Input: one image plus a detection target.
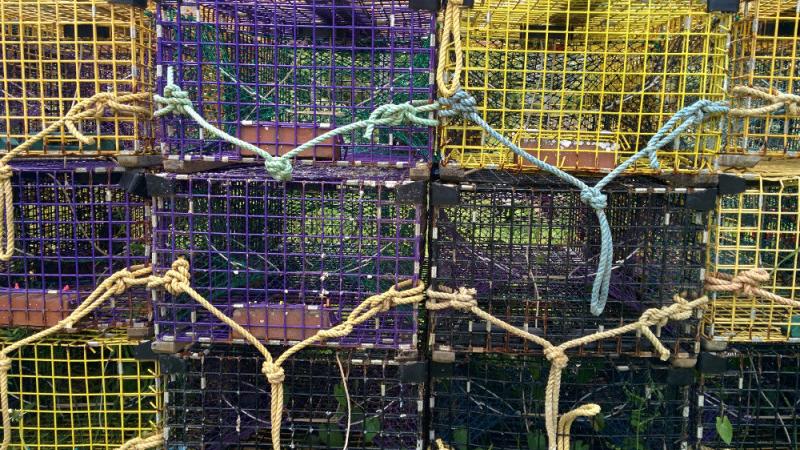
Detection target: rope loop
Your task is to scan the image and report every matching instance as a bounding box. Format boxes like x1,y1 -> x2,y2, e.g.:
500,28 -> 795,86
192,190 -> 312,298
262,361 -> 286,385
579,187 -> 607,210
161,258 -> 191,296
730,85 -> 800,116
438,89 -> 478,119
425,286 -> 478,311
543,347 -> 568,369
437,0 -> 465,97
363,102 -> 438,139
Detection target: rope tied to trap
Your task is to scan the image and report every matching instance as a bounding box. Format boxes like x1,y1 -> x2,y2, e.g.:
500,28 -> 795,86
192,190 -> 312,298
729,85 -> 800,117
437,0 -> 465,97
116,434 -> 164,450
426,285 -> 708,450
155,67 -> 439,182
705,268 -> 800,308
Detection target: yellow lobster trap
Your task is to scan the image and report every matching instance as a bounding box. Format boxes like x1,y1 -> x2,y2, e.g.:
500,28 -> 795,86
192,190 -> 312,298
704,174 -> 800,343
0,331 -> 161,449
438,0 -> 731,173
728,0 -> 800,157
0,0 -> 154,156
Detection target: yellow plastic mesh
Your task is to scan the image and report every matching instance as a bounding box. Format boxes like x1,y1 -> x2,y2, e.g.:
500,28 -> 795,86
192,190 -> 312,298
728,0 -> 800,156
0,331 -> 161,449
0,0 -> 154,156
439,0 -> 730,173
704,175 -> 800,342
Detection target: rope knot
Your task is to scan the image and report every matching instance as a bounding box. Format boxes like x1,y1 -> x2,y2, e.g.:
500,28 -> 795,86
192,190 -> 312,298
0,356 -> 11,371
580,187 -> 607,210
543,347 -> 568,369
162,258 -> 191,296
425,286 -> 478,311
730,269 -> 771,296
0,165 -> 12,180
262,361 -> 285,385
438,89 -> 478,119
264,157 -> 294,181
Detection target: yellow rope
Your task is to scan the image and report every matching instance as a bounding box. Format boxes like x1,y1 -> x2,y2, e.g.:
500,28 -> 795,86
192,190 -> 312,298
0,91 -> 152,262
426,286 -> 708,449
705,268 -> 800,308
436,0 -> 464,97
116,433 -> 164,450
728,85 -> 800,117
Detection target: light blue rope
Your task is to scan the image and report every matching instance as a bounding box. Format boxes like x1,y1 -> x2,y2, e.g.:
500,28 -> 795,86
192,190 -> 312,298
439,90 -> 730,315
154,67 -> 440,181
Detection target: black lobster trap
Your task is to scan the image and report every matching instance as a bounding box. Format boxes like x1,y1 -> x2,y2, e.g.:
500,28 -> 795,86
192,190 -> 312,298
163,345 -> 424,449
696,346 -> 800,449
428,170 -> 713,357
430,353 -> 694,450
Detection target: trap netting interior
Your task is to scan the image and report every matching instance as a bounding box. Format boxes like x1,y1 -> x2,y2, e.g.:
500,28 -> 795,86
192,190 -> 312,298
431,353 -> 693,450
704,175 -> 800,343
152,165 -> 424,349
164,345 -> 422,449
438,0 -> 729,172
0,0 -> 154,155
0,160 -> 150,330
728,0 -> 800,156
0,331 -> 161,450
429,170 -> 708,356
697,346 -> 800,449
156,0 -> 435,163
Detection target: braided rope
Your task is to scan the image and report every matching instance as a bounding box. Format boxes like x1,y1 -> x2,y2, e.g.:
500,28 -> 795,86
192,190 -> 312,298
426,286 -> 708,450
436,0 -> 464,97
0,259 -> 424,450
154,67 -> 439,181
0,92 -> 151,262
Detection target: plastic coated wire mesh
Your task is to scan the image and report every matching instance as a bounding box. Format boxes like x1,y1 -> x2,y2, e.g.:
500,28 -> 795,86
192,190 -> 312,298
696,346 -> 800,449
728,0 -> 800,156
152,165 -> 424,349
0,0 -> 154,156
155,1 -> 435,163
164,345 -> 422,450
704,175 -> 800,343
438,0 -> 730,173
0,160 -> 150,330
431,353 -> 693,450
0,331 -> 161,450
429,170 -> 708,357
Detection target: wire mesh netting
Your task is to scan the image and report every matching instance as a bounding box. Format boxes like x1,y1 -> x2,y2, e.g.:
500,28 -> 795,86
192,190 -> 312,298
0,331 -> 161,449
0,0 -> 154,155
704,175 -> 800,343
152,165 -> 424,349
165,345 -> 422,449
429,170 -> 708,356
438,0 -> 729,172
728,0 -> 800,156
697,346 -> 800,449
431,353 -> 693,450
155,1 -> 435,163
0,160 -> 150,330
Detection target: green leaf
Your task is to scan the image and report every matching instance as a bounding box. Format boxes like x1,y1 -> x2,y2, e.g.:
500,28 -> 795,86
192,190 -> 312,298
333,383 -> 347,410
591,413 -> 605,432
317,423 -> 345,447
526,430 -> 547,450
364,416 -> 380,444
454,426 -> 469,450
716,415 -> 734,445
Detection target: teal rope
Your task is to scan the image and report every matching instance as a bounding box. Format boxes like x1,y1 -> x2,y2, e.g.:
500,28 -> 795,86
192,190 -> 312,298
154,67 -> 440,181
439,90 -> 730,315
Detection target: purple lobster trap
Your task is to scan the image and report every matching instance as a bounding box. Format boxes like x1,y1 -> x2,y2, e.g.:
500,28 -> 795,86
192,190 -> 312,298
696,346 -> 800,449
155,1 -> 436,164
164,345 -> 423,449
151,165 -> 425,349
428,170 -> 712,358
0,160 -> 150,331
431,353 -> 694,450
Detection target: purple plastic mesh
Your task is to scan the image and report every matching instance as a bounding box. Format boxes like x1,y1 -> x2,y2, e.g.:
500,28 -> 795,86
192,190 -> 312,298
152,165 -> 424,349
0,160 -> 150,329
156,1 -> 436,163
166,346 -> 422,449
429,170 -> 707,357
698,347 -> 800,449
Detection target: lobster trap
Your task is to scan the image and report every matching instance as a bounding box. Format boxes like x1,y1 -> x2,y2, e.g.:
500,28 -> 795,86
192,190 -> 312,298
0,0 -> 154,155
0,160 -> 150,331
0,331 -> 161,449
428,171 -> 710,357
164,345 -> 422,449
704,175 -> 800,343
696,346 -> 800,449
431,353 -> 694,450
151,165 -> 425,349
728,0 -> 800,156
438,0 -> 730,172
156,1 -> 435,163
